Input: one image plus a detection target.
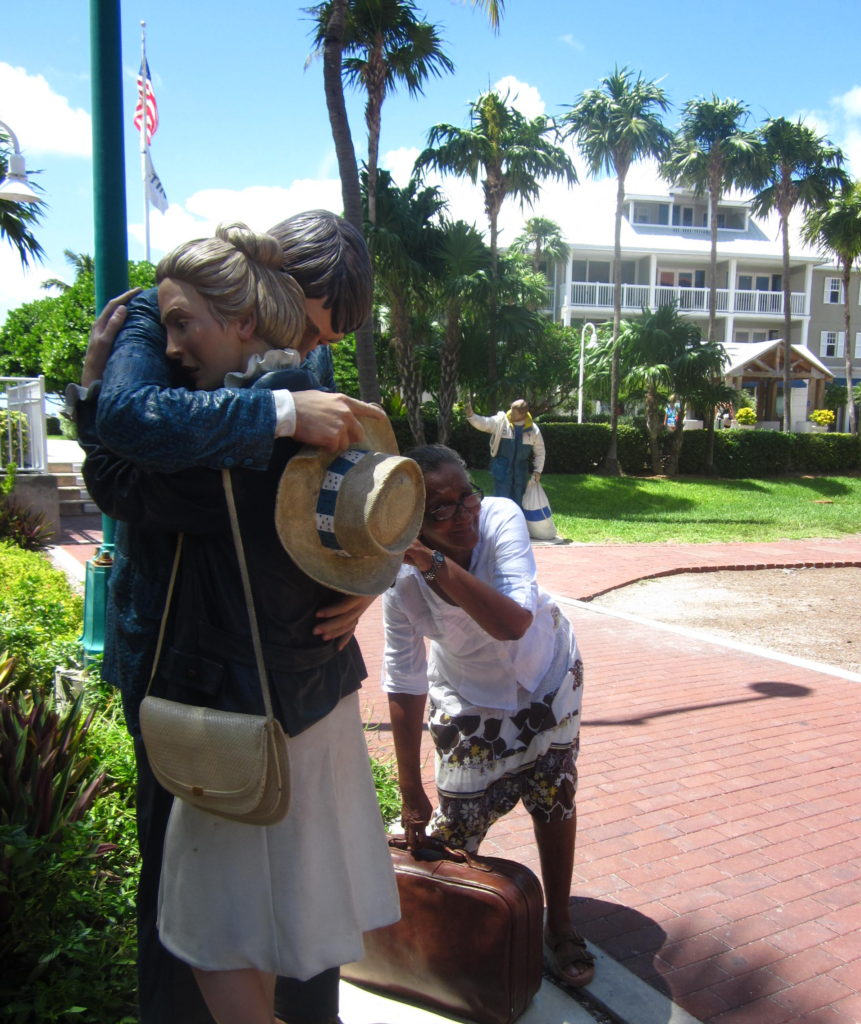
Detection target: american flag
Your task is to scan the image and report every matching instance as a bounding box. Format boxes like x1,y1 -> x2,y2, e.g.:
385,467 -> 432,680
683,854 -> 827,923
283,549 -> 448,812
134,58 -> 159,146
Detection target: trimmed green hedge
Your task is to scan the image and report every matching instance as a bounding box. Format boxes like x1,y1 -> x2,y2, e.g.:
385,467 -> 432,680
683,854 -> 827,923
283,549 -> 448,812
390,416 -> 861,478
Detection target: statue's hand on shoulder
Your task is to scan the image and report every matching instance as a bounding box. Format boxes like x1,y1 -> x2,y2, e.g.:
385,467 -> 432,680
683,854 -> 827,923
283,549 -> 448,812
292,391 -> 385,452
81,287 -> 142,387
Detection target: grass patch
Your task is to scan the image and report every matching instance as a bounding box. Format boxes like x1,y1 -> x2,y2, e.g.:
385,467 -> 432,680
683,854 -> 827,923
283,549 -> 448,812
471,471 -> 861,544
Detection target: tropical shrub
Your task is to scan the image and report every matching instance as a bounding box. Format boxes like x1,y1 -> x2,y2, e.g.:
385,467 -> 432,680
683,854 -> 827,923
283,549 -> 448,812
0,661 -> 138,1024
734,406 -> 757,425
0,466 -> 53,551
0,543 -> 83,685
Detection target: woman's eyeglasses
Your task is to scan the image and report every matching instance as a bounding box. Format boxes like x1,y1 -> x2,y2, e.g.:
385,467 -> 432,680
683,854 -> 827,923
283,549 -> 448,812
427,488 -> 484,522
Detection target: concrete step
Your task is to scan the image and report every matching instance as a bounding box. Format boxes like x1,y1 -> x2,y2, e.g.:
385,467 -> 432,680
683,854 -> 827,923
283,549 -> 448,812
50,458 -> 94,518
59,498 -> 100,517
49,460 -> 83,475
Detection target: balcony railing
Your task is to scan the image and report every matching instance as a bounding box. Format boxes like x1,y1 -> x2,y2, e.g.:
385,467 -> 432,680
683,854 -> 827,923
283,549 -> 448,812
565,282 -> 806,317
0,376 -> 48,473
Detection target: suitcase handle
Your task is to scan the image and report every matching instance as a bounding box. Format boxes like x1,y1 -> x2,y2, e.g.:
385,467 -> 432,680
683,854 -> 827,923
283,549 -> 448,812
388,835 -> 492,872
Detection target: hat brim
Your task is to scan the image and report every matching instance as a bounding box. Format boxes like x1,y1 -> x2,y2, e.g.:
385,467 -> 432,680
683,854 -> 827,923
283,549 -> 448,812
275,412 -> 422,596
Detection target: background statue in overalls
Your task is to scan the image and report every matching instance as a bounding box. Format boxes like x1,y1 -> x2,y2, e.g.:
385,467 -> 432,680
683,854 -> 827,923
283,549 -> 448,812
465,398 -> 546,507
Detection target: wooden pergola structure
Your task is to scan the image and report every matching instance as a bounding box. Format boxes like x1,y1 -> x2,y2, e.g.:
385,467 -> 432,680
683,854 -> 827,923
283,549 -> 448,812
721,341 -> 833,425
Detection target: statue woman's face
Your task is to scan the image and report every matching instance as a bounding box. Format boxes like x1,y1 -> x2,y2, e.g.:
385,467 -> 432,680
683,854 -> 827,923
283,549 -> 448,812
158,278 -> 264,390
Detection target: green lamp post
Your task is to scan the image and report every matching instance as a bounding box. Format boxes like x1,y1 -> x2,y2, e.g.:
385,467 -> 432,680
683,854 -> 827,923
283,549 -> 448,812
81,0 -> 128,659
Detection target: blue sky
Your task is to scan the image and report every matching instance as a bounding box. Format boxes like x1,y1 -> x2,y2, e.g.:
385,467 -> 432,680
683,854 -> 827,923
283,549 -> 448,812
3,0 -> 861,324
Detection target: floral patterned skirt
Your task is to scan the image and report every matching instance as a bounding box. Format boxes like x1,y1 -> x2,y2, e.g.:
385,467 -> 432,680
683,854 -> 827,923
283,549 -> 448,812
429,659 -> 583,801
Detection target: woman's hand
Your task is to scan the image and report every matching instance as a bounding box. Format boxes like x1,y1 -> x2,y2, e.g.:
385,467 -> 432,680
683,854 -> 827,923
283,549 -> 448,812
402,538 -> 435,575
82,288 -> 142,387
399,783 -> 433,849
533,471 -> 541,482
313,593 -> 376,649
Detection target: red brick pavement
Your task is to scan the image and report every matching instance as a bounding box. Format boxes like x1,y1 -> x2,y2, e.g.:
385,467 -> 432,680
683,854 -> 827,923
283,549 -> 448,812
355,536 -> 861,1024
60,520 -> 861,1024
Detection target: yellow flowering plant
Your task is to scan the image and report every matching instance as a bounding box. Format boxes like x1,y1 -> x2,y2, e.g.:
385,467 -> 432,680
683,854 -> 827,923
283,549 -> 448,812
809,409 -> 835,427
734,407 -> 757,425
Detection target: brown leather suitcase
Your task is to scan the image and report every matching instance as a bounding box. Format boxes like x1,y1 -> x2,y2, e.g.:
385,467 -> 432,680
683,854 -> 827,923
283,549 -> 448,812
342,837 -> 544,1024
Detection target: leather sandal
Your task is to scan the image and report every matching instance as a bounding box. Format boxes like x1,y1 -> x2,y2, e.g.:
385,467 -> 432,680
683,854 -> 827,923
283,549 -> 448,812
543,928 -> 596,989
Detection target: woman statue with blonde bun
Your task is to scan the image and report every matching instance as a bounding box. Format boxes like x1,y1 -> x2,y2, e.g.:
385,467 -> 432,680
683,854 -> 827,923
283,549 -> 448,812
79,223 -> 400,1024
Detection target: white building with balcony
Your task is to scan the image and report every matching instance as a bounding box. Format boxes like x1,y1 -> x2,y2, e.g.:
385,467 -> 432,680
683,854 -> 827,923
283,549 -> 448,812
542,179 -> 853,425
553,185 -> 816,347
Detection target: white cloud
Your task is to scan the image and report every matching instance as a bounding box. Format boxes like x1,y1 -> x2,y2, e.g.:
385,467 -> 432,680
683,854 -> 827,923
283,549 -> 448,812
835,86 -> 861,119
384,146 -> 422,188
493,76 -> 545,119
0,63 -> 91,158
0,246 -> 61,326
128,179 -> 344,261
792,107 -> 833,138
559,34 -> 584,51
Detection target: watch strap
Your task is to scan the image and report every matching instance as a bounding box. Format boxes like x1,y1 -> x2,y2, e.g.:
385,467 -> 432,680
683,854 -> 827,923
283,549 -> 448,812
422,550 -> 444,583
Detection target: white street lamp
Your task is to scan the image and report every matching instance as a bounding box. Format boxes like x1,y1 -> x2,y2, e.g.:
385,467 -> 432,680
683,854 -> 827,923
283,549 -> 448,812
579,322 -> 597,424
0,120 -> 40,204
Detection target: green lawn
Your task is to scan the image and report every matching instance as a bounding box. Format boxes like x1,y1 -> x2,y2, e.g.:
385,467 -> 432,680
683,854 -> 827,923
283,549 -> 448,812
471,471 -> 861,544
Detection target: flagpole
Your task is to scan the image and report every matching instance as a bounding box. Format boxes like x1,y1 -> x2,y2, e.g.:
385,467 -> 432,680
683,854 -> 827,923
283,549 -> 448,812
139,20 -> 150,263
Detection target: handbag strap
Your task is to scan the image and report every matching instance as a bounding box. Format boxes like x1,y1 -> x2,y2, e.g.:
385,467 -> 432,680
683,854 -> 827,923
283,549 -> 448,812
145,532 -> 185,696
221,468 -> 274,719
144,470 -> 275,720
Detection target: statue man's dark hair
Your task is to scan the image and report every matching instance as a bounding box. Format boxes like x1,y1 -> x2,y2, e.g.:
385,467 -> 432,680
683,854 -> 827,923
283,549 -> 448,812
268,210 -> 372,336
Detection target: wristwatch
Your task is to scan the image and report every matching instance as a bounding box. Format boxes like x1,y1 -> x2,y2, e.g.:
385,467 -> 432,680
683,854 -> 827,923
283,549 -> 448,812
422,550 -> 445,583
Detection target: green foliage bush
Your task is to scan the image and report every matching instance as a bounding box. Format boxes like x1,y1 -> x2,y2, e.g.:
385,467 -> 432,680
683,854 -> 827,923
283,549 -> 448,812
0,410 -> 30,465
790,432 -> 860,473
391,414 -> 861,480
1,676 -> 138,1024
0,543 -> 83,684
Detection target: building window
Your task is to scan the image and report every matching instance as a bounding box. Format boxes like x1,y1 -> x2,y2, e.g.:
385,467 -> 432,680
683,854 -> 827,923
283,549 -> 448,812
855,333 -> 861,360
716,208 -> 745,230
820,331 -> 845,357
672,205 -> 694,227
824,277 -> 843,304
632,202 -> 669,225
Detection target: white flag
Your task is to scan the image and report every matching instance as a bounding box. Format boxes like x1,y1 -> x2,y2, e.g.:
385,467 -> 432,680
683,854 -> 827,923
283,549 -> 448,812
145,152 -> 168,213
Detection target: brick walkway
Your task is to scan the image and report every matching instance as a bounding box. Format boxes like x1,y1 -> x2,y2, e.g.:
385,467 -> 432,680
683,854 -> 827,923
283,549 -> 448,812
57,524 -> 861,1023
356,537 -> 861,1024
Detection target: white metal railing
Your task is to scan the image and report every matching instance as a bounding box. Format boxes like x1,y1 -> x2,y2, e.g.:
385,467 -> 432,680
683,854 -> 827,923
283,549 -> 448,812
0,376 -> 48,472
733,289 -> 805,316
567,282 -> 807,318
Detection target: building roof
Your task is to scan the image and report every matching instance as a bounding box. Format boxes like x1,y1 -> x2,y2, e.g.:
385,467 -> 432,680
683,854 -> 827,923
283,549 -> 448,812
722,340 -> 833,380
541,162 -> 826,266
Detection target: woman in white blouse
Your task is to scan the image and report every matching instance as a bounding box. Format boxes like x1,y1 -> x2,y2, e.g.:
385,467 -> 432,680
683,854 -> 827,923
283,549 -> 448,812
382,444 -> 593,989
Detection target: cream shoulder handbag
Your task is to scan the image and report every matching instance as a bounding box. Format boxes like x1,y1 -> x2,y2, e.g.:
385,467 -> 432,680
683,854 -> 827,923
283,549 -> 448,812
139,470 -> 290,825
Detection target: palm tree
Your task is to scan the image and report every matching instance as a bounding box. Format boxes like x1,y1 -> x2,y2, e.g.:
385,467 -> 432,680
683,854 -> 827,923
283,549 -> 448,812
415,90 -> 577,389
663,96 -> 764,344
510,215 -> 568,275
312,0 -> 382,402
0,130 -> 45,269
561,67 -> 672,474
469,0 -> 504,29
41,250 -> 95,292
308,1 -> 453,226
750,117 -> 847,431
432,219 -> 490,443
368,169 -> 447,444
803,180 -> 861,434
617,304 -> 700,474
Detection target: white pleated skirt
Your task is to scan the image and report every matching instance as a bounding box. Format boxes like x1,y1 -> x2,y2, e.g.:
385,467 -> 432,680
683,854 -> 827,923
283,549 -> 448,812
157,691 -> 400,980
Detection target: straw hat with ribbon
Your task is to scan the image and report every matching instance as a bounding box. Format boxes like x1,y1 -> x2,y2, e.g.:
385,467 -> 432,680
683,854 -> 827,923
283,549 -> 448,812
275,413 -> 425,596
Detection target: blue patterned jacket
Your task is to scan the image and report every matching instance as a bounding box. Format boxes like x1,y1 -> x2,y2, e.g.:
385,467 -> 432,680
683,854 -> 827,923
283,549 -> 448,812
77,289 -> 280,735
